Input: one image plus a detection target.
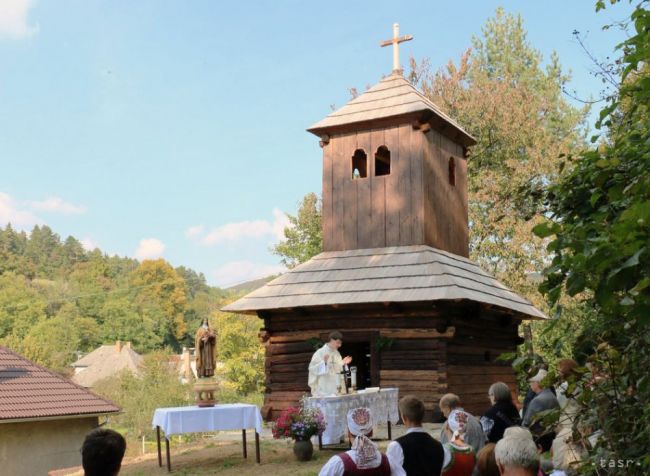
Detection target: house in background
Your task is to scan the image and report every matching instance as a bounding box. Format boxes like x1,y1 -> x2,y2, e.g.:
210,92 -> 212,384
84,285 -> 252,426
0,346 -> 120,475
169,347 -> 197,384
71,340 -> 142,388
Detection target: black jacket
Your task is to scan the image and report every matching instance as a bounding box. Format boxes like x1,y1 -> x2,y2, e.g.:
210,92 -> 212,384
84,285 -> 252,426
480,401 -> 521,443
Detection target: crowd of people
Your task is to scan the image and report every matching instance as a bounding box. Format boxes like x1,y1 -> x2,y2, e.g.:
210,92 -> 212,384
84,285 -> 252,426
78,358 -> 581,476
318,359 -> 581,476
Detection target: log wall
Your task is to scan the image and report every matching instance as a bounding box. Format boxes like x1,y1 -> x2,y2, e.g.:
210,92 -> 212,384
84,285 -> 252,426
258,303 -> 520,422
446,313 -> 521,416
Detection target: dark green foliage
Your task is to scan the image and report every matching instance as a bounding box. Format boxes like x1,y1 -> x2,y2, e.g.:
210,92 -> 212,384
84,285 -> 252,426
272,193 -> 323,268
0,224 -> 226,370
534,2 -> 650,473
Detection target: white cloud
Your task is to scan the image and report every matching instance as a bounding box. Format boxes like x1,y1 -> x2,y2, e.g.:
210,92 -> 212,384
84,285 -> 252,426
134,238 -> 165,260
212,260 -> 286,287
0,192 -> 42,229
80,237 -> 98,252
185,224 -> 204,238
199,208 -> 291,246
0,0 -> 39,39
29,196 -> 87,215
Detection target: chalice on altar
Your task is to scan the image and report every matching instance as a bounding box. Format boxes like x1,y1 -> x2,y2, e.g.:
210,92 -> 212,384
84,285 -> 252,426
350,366 -> 357,393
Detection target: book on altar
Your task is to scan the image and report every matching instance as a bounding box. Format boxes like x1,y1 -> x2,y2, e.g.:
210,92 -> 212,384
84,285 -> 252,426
361,387 -> 380,393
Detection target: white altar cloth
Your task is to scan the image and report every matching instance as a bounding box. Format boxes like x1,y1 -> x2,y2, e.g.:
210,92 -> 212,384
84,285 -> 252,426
305,388 -> 399,444
152,404 -> 263,436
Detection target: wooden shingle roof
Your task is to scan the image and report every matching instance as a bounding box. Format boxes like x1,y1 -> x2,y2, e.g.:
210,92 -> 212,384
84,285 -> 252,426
307,73 -> 476,147
0,346 -> 120,422
222,245 -> 546,319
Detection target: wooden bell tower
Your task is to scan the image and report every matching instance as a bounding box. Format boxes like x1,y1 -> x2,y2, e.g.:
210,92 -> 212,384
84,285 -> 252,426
307,25 -> 476,257
224,24 -> 545,422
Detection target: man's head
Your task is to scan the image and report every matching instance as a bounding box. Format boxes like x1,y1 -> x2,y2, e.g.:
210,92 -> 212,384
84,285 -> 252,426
398,395 -> 425,426
439,393 -> 461,417
81,428 -> 126,476
327,331 -> 343,349
495,436 -> 539,476
528,369 -> 548,394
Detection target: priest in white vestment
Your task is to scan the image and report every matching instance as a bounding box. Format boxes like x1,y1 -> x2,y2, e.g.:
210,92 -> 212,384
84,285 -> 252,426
308,331 -> 352,397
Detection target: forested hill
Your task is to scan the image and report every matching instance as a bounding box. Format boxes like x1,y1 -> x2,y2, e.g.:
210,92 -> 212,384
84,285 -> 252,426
0,224 -> 228,373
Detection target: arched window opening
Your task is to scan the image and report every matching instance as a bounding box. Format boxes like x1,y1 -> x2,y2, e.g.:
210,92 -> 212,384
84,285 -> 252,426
375,146 -> 391,176
352,149 -> 368,179
448,157 -> 456,186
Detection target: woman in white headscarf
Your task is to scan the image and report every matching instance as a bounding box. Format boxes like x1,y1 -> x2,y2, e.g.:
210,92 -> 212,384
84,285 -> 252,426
442,409 -> 477,476
319,407 -> 397,476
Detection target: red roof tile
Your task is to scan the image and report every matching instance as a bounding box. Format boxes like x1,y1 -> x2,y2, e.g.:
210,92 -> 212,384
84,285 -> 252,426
0,346 -> 120,421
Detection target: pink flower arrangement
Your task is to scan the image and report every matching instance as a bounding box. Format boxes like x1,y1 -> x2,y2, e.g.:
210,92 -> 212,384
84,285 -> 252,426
272,405 -> 326,441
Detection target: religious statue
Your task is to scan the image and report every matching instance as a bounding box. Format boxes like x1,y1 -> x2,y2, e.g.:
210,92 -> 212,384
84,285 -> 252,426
195,318 -> 216,378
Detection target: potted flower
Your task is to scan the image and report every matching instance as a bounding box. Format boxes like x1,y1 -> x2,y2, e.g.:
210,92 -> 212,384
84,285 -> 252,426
272,404 -> 326,461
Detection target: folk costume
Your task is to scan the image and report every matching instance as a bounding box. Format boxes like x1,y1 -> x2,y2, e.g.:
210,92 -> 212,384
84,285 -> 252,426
387,427 -> 444,476
439,408 -> 485,454
441,410 -> 477,476
319,408 -> 393,476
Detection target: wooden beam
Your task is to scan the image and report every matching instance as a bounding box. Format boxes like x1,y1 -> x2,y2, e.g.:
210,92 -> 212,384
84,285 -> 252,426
379,327 -> 455,339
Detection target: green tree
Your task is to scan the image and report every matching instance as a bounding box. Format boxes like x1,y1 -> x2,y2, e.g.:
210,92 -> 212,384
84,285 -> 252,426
272,192 -> 323,268
533,2 -> 650,473
0,225 -> 30,275
415,7 -> 588,310
0,272 -> 47,340
130,259 -> 188,347
99,297 -> 161,352
213,308 -> 264,395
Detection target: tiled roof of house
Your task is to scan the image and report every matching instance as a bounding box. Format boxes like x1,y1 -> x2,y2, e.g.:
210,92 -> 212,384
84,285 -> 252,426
0,346 -> 120,422
71,342 -> 142,388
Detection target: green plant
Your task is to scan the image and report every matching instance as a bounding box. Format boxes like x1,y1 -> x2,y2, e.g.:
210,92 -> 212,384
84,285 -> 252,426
375,336 -> 395,351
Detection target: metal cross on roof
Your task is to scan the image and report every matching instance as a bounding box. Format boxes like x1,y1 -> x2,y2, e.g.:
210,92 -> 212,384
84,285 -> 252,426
380,23 -> 413,75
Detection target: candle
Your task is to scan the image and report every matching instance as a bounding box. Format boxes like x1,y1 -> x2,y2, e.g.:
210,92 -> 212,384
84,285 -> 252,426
350,366 -> 357,387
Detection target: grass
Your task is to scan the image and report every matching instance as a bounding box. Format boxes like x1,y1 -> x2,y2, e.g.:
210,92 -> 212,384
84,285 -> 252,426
118,438 -> 333,476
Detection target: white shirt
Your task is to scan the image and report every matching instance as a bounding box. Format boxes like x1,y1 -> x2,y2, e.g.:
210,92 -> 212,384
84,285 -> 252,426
308,344 -> 344,396
318,448 -> 393,476
387,427 -> 447,476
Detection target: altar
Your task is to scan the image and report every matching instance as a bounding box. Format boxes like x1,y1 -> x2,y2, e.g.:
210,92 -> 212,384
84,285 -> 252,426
305,388 -> 399,446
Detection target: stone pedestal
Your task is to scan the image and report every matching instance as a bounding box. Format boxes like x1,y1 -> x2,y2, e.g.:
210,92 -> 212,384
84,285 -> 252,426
194,378 -> 218,407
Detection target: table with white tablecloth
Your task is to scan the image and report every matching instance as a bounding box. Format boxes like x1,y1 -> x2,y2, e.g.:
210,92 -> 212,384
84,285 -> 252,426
305,388 -> 399,445
152,404 -> 263,471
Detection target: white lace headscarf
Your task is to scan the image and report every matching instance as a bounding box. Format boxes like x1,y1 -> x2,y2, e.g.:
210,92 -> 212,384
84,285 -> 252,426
447,409 -> 469,441
347,407 -> 379,469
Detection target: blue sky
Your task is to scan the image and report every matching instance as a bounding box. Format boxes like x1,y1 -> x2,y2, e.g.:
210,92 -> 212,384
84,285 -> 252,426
0,0 -> 634,286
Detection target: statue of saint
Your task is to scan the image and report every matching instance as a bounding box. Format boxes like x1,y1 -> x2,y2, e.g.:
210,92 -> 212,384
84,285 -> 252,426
195,318 -> 216,378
